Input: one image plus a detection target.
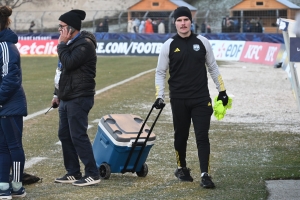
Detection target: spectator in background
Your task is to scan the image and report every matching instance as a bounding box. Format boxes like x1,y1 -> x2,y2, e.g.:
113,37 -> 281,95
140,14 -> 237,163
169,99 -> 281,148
133,18 -> 140,33
253,17 -> 263,33
191,21 -> 195,32
0,5 -> 27,199
201,21 -> 211,33
145,18 -> 154,33
102,16 -> 109,32
29,20 -> 35,33
206,24 -> 211,33
225,17 -> 234,32
96,17 -> 109,33
95,22 -> 103,32
158,19 -> 165,34
194,22 -> 199,33
243,20 -> 251,32
127,18 -> 134,33
233,17 -> 240,32
152,19 -> 158,33
201,21 -> 207,33
139,20 -> 145,33
253,21 -> 263,33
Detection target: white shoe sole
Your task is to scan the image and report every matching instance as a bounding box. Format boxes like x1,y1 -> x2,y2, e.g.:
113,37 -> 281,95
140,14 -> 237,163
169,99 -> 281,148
0,196 -> 12,200
12,191 -> 27,198
54,179 -> 77,183
72,179 -> 100,186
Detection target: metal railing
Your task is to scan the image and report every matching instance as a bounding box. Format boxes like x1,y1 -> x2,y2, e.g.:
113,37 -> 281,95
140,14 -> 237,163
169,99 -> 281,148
11,9 -> 282,34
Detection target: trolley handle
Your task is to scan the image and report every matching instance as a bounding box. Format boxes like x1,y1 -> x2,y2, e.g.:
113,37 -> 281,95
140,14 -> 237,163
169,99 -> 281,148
121,105 -> 164,173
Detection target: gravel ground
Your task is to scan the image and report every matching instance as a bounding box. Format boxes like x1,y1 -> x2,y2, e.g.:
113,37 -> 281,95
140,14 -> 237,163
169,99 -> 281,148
208,61 -> 300,132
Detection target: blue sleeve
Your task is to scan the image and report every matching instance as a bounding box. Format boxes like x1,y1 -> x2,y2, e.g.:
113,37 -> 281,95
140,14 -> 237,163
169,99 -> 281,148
0,42 -> 21,104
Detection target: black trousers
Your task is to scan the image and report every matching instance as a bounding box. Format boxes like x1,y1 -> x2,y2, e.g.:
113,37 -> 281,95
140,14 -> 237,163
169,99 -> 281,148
170,98 -> 213,173
58,96 -> 99,177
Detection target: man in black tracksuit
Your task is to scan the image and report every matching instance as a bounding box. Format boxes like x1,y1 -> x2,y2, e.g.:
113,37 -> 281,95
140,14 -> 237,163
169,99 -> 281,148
153,6 -> 228,188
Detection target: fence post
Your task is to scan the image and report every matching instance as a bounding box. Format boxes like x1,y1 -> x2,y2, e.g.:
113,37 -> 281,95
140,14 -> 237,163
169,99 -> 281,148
92,11 -> 99,33
118,11 -> 125,33
14,11 -> 19,32
41,11 -> 46,33
168,11 -> 174,33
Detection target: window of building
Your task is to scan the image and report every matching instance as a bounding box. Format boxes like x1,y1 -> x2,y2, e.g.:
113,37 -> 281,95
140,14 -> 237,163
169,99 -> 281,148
152,2 -> 159,6
256,2 -> 264,6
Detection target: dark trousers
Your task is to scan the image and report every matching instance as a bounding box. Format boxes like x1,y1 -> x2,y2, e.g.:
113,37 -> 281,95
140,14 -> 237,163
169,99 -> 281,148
170,98 -> 213,173
58,96 -> 99,177
0,116 -> 25,182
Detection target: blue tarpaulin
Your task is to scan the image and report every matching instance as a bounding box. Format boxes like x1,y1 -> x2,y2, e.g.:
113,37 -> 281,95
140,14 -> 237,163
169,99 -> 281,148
17,32 -> 284,43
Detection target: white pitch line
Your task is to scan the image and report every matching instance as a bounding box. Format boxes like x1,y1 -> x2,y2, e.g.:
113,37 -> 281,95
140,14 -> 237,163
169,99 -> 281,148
95,68 -> 155,95
25,157 -> 47,169
23,68 -> 155,121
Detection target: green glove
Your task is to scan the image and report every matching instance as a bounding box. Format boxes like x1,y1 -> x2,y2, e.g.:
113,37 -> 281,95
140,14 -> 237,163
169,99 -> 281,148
213,96 -> 232,120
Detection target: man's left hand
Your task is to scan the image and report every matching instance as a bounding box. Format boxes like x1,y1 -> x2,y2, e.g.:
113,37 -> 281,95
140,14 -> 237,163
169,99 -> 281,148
58,26 -> 72,44
217,90 -> 228,106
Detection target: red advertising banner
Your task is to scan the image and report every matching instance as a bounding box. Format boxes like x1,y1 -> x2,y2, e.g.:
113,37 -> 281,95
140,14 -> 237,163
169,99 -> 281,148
240,42 -> 281,65
16,40 -> 58,56
15,39 -> 281,66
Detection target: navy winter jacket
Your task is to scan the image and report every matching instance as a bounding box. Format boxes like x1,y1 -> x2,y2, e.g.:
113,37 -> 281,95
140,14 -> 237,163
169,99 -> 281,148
56,31 -> 96,101
0,28 -> 27,116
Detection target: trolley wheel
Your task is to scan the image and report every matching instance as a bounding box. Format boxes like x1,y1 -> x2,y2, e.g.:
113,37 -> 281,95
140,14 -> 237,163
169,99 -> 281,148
136,163 -> 148,177
99,163 -> 111,179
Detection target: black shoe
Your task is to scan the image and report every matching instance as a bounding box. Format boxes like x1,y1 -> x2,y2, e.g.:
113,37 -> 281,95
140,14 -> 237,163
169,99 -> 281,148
274,62 -> 282,68
72,176 -> 100,186
11,186 -> 26,198
55,173 -> 82,183
174,167 -> 193,182
200,173 -> 215,188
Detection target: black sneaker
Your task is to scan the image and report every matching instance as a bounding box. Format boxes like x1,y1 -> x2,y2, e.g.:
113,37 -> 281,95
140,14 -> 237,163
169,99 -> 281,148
0,188 -> 11,200
200,173 -> 215,188
72,176 -> 100,186
11,186 -> 26,198
174,167 -> 193,182
54,173 -> 82,183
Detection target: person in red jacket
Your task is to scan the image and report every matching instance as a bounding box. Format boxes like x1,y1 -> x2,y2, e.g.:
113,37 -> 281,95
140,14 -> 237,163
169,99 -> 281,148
144,18 -> 154,33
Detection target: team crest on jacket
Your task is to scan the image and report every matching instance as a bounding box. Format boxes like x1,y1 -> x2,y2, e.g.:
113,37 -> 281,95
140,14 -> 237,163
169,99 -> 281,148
193,44 -> 200,51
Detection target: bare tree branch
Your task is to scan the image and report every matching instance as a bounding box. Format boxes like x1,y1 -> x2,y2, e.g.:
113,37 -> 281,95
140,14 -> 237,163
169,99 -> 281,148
0,0 -> 46,9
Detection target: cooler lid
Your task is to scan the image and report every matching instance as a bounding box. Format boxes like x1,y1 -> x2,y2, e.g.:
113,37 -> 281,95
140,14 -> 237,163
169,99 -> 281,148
100,114 -> 156,143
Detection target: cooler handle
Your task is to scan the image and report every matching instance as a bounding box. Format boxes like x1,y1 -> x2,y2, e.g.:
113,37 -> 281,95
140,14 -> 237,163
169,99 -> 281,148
121,104 -> 165,173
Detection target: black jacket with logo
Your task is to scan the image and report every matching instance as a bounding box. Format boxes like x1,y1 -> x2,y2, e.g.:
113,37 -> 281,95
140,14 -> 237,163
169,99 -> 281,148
155,33 -> 225,100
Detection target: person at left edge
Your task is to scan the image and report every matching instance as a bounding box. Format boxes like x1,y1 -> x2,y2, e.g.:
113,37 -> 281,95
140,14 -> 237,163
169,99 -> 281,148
51,9 -> 100,187
0,5 -> 27,199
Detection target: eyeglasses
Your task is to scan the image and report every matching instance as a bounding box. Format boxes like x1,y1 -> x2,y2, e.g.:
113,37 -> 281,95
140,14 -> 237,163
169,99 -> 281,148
58,24 -> 68,29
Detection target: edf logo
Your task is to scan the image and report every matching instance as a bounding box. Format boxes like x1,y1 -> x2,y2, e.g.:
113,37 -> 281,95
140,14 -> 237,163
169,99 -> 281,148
225,44 -> 243,57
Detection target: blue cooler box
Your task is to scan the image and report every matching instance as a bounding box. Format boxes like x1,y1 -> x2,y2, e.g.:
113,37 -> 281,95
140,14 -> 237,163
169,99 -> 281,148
92,114 -> 156,174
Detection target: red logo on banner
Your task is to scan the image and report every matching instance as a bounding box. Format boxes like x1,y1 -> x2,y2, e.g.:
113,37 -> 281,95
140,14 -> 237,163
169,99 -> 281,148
240,42 -> 281,65
16,40 -> 58,56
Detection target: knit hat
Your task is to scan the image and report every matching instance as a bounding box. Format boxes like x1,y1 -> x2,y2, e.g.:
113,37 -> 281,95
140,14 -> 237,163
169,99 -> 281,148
173,6 -> 192,22
59,9 -> 86,31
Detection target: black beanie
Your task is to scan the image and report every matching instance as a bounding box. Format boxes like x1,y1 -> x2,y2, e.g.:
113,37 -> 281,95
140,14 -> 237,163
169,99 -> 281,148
59,9 -> 86,31
173,6 -> 192,22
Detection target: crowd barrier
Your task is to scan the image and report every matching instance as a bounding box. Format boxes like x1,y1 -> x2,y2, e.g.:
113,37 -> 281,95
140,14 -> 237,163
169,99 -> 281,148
17,32 -> 286,66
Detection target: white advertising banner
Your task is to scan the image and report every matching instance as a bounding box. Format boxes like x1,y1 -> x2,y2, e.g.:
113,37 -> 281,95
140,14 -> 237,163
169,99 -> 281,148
209,40 -> 245,61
